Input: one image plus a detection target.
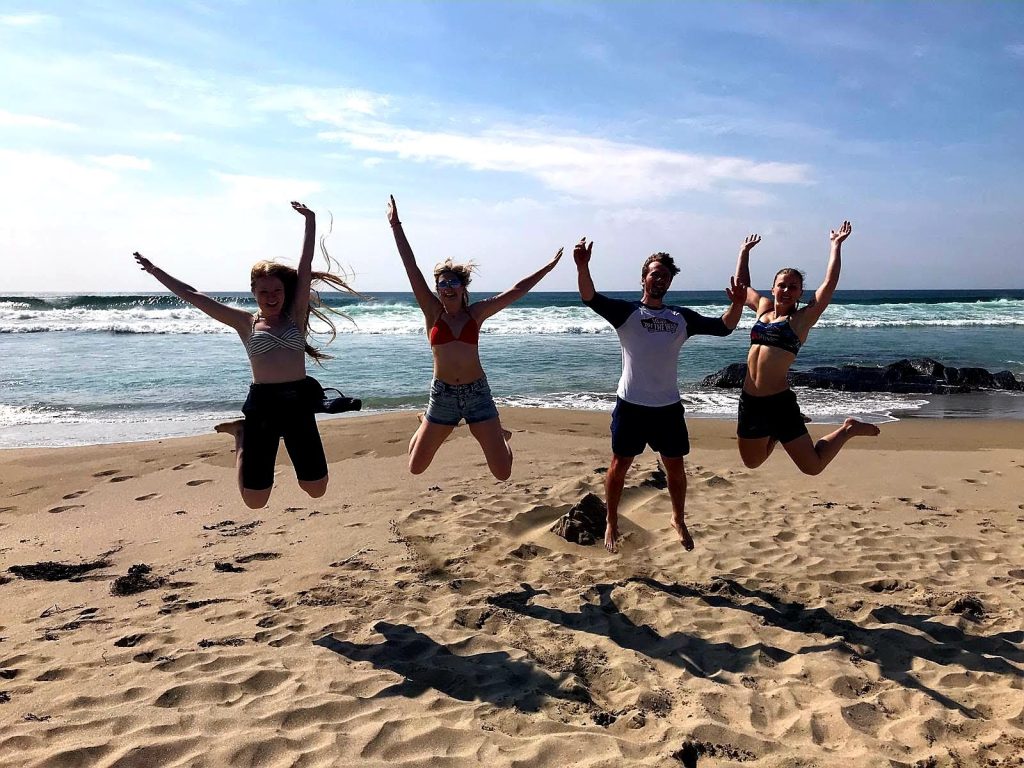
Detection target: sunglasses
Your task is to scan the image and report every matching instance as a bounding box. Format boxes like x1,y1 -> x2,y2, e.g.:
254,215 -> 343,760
437,278 -> 463,289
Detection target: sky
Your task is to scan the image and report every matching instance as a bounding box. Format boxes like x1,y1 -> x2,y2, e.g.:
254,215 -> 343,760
2,1 -> 1023,293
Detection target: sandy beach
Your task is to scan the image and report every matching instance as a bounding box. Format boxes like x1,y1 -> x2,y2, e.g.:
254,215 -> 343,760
1,410 -> 1022,767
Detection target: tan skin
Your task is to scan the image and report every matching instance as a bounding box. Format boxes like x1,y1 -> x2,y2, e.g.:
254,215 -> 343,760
734,222 -> 879,475
133,201 -> 327,508
388,195 -> 562,480
575,237 -> 748,553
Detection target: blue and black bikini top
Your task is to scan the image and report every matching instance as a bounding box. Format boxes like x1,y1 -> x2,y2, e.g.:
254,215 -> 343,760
750,312 -> 802,356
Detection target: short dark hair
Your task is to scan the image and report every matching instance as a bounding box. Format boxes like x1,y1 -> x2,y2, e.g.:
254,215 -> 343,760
641,252 -> 680,279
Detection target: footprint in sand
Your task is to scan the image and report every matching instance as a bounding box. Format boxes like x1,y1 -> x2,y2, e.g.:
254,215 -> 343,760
62,490 -> 87,500
48,504 -> 84,514
109,475 -> 134,483
93,470 -> 119,477
185,479 -> 212,487
197,452 -> 216,458
921,484 -> 939,490
172,463 -> 191,471
134,493 -> 160,502
0,506 -> 17,514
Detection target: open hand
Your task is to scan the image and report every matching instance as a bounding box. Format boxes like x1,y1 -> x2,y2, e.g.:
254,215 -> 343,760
546,247 -> 564,270
291,201 -> 314,219
133,251 -> 155,273
572,236 -> 593,266
387,195 -> 401,227
741,234 -> 761,252
830,220 -> 852,244
726,275 -> 747,305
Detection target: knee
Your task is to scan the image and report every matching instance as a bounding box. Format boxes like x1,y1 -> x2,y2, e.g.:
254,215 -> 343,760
302,479 -> 328,498
800,464 -> 824,477
408,459 -> 427,475
491,463 -> 512,482
741,455 -> 764,469
241,490 -> 270,509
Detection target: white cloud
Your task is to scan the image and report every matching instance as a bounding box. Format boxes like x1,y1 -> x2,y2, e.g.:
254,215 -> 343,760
316,121 -> 811,205
88,154 -> 153,171
213,172 -> 323,207
0,13 -> 54,26
0,110 -> 78,131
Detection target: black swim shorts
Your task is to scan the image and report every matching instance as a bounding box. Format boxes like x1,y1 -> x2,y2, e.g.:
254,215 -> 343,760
610,397 -> 690,458
736,389 -> 809,444
241,377 -> 328,491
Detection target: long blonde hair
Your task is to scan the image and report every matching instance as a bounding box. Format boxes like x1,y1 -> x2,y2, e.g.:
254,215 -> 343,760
250,234 -> 359,364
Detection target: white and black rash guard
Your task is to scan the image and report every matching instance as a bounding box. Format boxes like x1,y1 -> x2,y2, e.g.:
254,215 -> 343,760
585,293 -> 733,407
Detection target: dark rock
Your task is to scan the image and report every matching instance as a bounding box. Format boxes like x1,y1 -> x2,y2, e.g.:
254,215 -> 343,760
550,493 -> 607,545
9,560 -> 111,582
111,564 -> 166,596
213,562 -> 245,573
700,358 -> 1023,394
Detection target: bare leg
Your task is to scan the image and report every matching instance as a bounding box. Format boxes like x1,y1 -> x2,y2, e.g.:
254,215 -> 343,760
604,453 -> 634,553
783,418 -> 881,476
737,436 -> 777,469
468,417 -> 513,481
298,476 -> 328,498
214,420 -> 270,509
408,418 -> 457,474
420,412 -> 512,442
661,454 -> 693,551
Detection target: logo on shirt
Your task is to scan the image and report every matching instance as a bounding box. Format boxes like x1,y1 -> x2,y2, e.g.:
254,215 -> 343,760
640,317 -> 678,334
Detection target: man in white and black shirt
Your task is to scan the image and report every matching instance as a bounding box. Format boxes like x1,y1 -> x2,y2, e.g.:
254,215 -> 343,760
574,237 -> 746,553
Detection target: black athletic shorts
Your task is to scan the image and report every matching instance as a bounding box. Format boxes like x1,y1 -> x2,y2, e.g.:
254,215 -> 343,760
241,377 -> 328,491
736,389 -> 808,444
610,397 -> 690,458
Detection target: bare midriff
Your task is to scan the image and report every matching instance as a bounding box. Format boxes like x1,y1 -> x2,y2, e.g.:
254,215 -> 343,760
432,342 -> 486,384
247,344 -> 307,384
744,343 -> 797,396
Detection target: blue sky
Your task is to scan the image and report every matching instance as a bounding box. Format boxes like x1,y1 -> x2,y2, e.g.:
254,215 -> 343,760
2,1 -> 1022,292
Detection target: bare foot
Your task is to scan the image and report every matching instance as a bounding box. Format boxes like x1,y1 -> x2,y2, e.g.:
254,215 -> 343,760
672,517 -> 695,551
604,527 -> 619,553
844,418 -> 881,437
214,419 -> 244,437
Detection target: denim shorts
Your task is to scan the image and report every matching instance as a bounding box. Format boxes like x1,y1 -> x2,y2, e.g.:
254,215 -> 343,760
424,376 -> 500,426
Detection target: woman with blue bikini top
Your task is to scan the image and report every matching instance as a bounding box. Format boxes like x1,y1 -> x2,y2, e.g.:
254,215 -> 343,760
733,222 -> 879,476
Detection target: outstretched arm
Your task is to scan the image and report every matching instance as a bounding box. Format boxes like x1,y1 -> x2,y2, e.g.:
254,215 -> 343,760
471,247 -> 563,323
290,201 -> 316,327
133,252 -> 251,333
803,220 -> 851,324
387,195 -> 441,319
734,234 -> 764,311
573,237 -> 596,302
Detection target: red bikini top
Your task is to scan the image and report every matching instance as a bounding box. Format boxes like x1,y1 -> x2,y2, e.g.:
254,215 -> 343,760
429,314 -> 479,346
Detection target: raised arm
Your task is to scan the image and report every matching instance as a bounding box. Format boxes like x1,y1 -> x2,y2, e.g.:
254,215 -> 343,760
133,252 -> 252,333
290,201 -> 316,327
734,234 -> 765,312
387,195 -> 441,318
803,220 -> 851,324
721,275 -> 748,330
573,237 -> 596,302
471,247 -> 563,323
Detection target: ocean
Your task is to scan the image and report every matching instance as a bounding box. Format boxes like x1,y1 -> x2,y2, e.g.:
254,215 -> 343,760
2,290 -> 1023,448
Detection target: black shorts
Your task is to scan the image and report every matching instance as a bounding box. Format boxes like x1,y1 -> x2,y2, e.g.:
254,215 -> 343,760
737,389 -> 808,444
241,378 -> 328,491
610,397 -> 690,458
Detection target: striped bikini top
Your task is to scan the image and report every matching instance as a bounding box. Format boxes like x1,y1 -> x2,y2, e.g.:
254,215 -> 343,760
246,314 -> 306,358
